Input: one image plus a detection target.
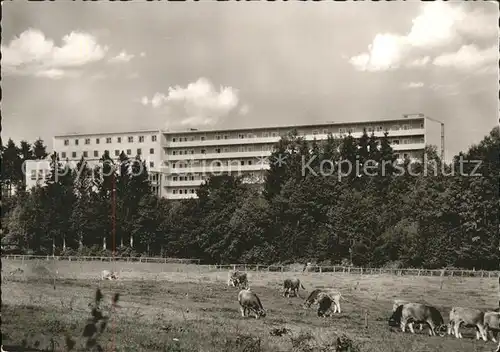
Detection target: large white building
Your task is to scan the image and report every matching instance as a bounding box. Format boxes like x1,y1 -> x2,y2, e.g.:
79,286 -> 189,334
25,113 -> 444,199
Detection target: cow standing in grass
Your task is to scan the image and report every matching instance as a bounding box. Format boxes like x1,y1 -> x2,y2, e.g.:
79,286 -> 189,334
447,307 -> 488,341
392,300 -> 423,331
283,278 -> 305,298
484,311 -> 500,342
227,271 -> 248,289
101,270 -> 118,280
303,289 -> 343,315
389,303 -> 447,336
238,289 -> 266,319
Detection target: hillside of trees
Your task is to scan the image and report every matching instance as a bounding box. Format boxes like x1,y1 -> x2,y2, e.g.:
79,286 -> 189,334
1,127 -> 499,269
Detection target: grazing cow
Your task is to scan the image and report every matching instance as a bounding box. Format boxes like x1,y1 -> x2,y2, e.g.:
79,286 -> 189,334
388,303 -> 446,336
484,311 -> 500,342
447,307 -> 487,341
238,289 -> 266,319
303,289 -> 342,314
392,300 -> 423,331
9,268 -> 24,276
101,270 -> 118,280
227,271 -> 248,289
303,289 -> 323,309
283,278 -> 305,298
315,292 -> 337,317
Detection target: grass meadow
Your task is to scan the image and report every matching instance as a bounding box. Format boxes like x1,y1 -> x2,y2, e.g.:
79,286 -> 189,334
1,259 -> 499,352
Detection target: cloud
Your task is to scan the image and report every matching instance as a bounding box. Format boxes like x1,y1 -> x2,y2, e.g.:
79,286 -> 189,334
1,28 -> 108,78
142,77 -> 245,128
405,2 -> 464,48
432,44 -> 498,70
108,50 -> 134,63
405,82 -> 424,89
348,3 -> 496,72
406,56 -> 430,68
349,34 -> 407,71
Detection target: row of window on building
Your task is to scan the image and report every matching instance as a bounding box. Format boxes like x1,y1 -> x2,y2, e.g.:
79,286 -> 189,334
392,137 -> 425,145
168,138 -> 423,157
63,135 -> 157,146
171,145 -> 273,156
169,123 -> 424,143
172,159 -> 257,169
61,148 -> 156,159
30,170 -> 49,181
172,189 -> 196,195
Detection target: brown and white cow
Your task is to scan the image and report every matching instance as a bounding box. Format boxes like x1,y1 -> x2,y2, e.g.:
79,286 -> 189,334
447,307 -> 487,341
227,271 -> 249,289
238,289 -> 266,319
484,311 -> 500,342
283,278 -> 305,298
389,302 -> 447,336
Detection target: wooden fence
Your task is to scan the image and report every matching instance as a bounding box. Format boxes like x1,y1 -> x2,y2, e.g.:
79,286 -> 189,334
3,255 -> 499,278
214,264 -> 500,278
1,254 -> 200,264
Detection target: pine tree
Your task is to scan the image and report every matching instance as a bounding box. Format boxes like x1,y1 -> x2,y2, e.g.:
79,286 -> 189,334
71,157 -> 94,249
2,139 -> 22,195
45,152 -> 76,253
263,136 -> 290,200
126,156 -> 152,249
33,138 -> 48,160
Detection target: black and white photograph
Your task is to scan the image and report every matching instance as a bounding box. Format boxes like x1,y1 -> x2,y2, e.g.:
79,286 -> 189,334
1,1 -> 499,351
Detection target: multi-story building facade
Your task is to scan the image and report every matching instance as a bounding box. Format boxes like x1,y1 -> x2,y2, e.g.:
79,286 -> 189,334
26,130 -> 164,196
25,113 -> 444,200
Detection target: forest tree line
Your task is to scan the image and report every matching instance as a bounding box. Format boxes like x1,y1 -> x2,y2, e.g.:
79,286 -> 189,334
1,127 -> 498,270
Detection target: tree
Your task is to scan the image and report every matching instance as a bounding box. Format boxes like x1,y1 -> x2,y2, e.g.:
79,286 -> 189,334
45,152 -> 77,253
131,195 -> 161,255
127,156 -> 152,249
2,139 -> 22,195
116,152 -> 131,248
263,136 -> 292,200
93,151 -> 116,250
196,175 -> 249,263
33,138 -> 48,160
70,157 -> 94,249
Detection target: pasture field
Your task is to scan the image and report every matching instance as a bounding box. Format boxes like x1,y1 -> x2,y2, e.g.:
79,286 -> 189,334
2,259 -> 499,352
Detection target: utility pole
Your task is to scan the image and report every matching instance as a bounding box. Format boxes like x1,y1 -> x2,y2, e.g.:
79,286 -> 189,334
112,171 -> 116,257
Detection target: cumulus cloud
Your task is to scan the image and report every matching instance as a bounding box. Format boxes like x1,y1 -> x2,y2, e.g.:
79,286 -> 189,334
108,50 -> 134,63
1,28 -> 109,78
348,3 -> 496,72
349,34 -> 407,71
406,56 -> 431,68
432,44 -> 498,70
142,77 -> 248,128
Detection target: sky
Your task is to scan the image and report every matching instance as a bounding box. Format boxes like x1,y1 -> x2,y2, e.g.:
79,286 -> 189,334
2,1 -> 498,159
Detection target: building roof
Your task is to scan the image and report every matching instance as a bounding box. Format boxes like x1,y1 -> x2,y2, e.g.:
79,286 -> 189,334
53,129 -> 161,138
161,115 -> 427,134
53,114 -> 428,137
